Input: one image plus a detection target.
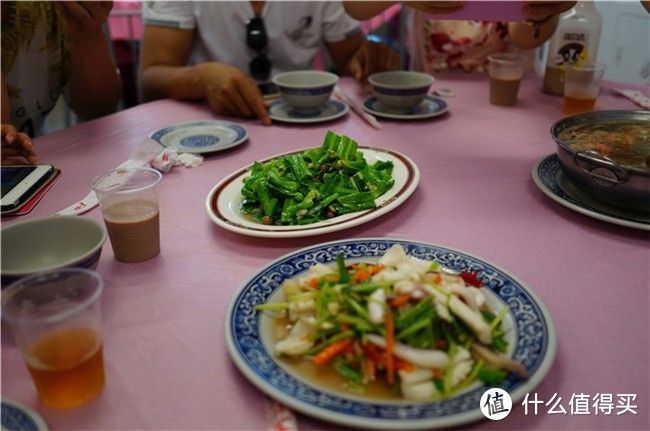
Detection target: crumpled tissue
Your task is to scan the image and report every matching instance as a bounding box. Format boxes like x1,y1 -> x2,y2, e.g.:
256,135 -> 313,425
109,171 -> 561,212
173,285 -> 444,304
150,148 -> 203,173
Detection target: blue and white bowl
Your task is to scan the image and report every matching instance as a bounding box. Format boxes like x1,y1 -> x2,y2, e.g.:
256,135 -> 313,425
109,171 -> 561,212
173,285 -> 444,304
273,71 -> 339,115
369,71 -> 434,113
1,216 -> 107,287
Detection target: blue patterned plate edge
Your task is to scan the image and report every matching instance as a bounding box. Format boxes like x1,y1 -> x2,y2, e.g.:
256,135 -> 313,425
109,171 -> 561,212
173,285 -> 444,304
224,238 -> 557,430
268,100 -> 349,124
1,398 -> 48,431
148,120 -> 249,154
362,96 -> 449,120
532,154 -> 650,231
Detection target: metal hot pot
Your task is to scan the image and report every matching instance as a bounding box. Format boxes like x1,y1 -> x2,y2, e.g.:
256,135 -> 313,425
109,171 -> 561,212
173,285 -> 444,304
550,110 -> 650,213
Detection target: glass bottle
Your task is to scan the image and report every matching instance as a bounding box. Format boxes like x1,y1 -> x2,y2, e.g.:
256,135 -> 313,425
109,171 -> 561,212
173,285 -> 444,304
542,1 -> 603,95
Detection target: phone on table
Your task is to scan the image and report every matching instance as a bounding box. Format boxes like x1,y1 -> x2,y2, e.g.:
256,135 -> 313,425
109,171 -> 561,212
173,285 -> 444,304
258,82 -> 280,100
1,164 -> 55,212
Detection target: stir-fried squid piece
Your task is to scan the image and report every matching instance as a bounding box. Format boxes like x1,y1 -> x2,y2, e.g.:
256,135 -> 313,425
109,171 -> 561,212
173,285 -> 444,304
255,245 -> 527,401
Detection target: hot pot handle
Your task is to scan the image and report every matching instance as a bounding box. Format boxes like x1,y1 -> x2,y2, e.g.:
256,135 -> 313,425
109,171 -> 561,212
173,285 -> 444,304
574,150 -> 629,185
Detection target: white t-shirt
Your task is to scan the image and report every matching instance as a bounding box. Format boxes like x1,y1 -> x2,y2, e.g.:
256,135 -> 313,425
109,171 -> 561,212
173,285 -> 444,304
142,1 -> 361,80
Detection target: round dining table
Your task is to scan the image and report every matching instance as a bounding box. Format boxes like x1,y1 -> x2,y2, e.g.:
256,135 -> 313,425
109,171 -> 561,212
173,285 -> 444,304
1,72 -> 648,431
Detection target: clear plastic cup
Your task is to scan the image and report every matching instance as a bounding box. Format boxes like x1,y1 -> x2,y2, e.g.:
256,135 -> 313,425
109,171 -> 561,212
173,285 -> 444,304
563,62 -> 607,115
487,53 -> 527,106
91,167 -> 162,263
2,268 -> 106,408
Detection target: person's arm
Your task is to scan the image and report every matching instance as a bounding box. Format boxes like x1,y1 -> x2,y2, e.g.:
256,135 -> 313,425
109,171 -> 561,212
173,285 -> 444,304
1,72 -> 9,125
2,72 -> 36,164
139,25 -> 271,126
326,34 -> 400,84
53,1 -> 122,121
324,32 -> 366,76
344,1 -> 464,20
343,1 -> 399,20
508,1 -> 577,49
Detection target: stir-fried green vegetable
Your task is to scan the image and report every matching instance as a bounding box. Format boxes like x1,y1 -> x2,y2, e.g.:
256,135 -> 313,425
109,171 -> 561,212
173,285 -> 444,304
255,245 -> 529,401
239,130 -> 395,225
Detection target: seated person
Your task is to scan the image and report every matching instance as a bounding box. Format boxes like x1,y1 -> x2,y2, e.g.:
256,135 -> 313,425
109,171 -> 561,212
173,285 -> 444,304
343,1 -> 577,73
1,1 -> 122,165
139,1 -> 400,126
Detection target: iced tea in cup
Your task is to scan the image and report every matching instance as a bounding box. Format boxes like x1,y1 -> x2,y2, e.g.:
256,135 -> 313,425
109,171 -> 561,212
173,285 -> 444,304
487,53 -> 526,106
563,62 -> 607,115
1,268 -> 105,408
91,167 -> 162,263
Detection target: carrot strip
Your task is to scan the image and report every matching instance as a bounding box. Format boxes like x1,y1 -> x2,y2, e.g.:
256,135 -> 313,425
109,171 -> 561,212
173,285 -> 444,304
313,338 -> 353,366
394,357 -> 414,372
388,294 -> 411,308
370,264 -> 385,275
353,270 -> 371,283
385,309 -> 395,384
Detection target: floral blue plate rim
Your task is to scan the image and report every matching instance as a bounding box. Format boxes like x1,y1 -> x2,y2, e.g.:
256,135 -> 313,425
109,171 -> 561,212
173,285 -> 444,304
363,96 -> 449,120
268,99 -> 349,124
225,238 -> 557,430
532,154 -> 649,231
1,398 -> 48,431
148,120 -> 249,154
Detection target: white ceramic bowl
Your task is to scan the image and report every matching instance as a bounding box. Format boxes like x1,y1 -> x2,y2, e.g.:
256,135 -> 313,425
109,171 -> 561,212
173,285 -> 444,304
1,216 -> 107,286
368,71 -> 434,112
272,71 -> 339,115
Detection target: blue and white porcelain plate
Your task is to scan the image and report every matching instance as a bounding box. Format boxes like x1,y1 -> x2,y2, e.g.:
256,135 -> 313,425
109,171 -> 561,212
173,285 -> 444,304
225,238 -> 557,430
149,121 -> 248,154
269,100 -> 349,124
1,398 -> 48,431
532,154 -> 649,231
363,96 -> 448,120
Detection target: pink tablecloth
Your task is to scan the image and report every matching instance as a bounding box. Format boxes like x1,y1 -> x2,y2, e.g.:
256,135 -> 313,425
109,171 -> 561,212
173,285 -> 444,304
1,74 -> 648,431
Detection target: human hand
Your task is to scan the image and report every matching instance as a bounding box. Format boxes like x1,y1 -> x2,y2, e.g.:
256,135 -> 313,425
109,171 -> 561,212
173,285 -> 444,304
197,63 -> 271,126
349,41 -> 400,90
402,1 -> 465,15
523,1 -> 577,21
1,124 -> 37,165
52,1 -> 112,43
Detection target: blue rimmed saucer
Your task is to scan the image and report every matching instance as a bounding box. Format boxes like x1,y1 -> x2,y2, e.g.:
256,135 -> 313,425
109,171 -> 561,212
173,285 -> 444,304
363,96 -> 448,120
269,100 -> 349,124
149,120 -> 249,154
1,398 -> 48,431
532,154 -> 649,231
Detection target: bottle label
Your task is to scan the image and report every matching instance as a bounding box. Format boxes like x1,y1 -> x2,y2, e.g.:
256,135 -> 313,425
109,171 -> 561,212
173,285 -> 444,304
551,29 -> 592,67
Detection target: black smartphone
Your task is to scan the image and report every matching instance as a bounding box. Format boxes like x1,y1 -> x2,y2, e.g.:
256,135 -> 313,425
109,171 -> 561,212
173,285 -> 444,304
1,164 -> 55,211
258,82 -> 280,100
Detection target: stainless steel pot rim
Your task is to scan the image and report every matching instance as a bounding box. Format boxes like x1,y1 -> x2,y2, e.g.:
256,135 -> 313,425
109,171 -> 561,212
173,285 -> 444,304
550,110 -> 650,175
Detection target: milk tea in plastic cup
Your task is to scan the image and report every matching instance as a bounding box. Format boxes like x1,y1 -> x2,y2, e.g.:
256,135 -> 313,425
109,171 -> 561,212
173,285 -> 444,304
1,268 -> 105,408
487,53 -> 526,106
91,167 -> 162,263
